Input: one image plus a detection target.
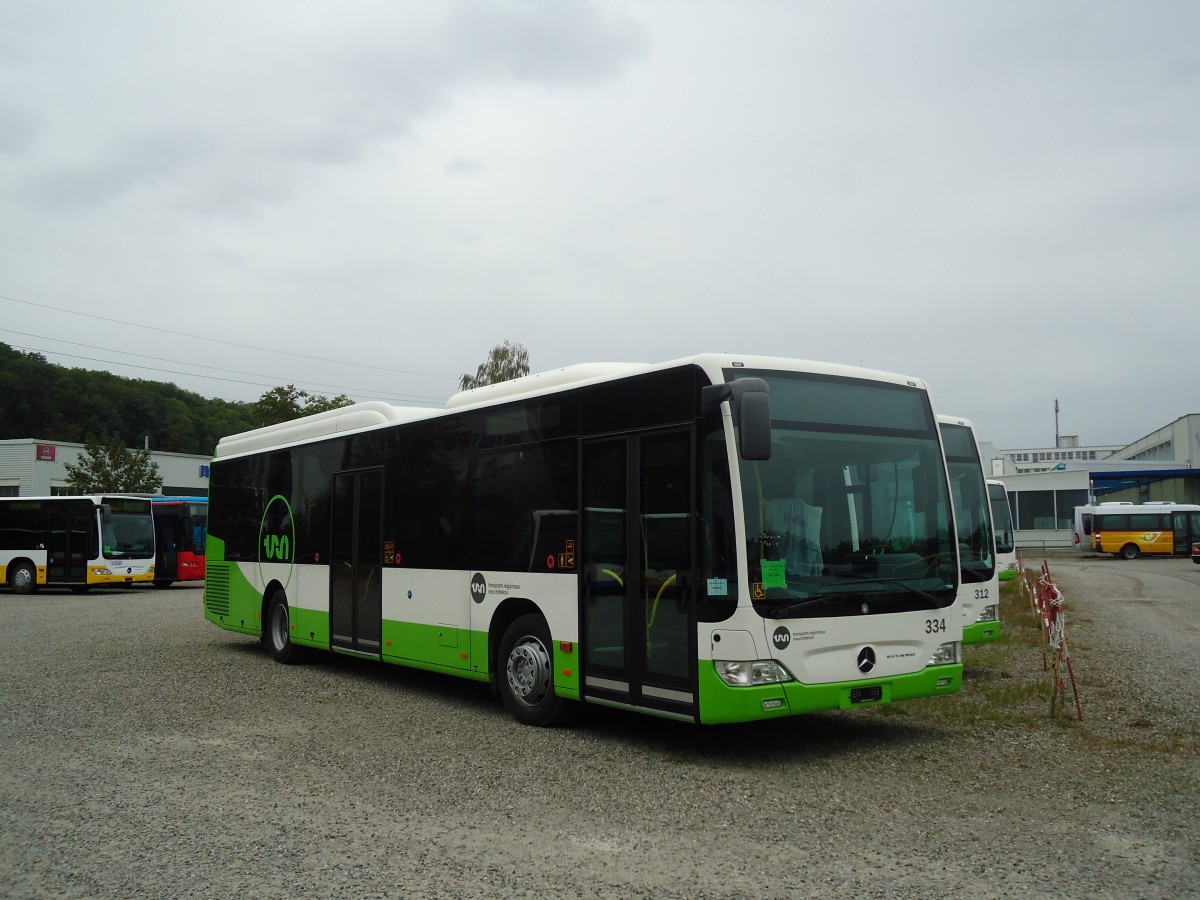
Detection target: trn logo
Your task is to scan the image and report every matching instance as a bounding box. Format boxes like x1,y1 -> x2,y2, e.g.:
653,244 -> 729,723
263,534 -> 291,560
257,494 -> 296,592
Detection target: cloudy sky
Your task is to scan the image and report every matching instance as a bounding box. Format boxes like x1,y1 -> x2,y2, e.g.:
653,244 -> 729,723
2,1 -> 1197,451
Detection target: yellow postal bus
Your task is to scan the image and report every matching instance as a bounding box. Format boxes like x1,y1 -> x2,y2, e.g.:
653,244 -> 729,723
1091,502 -> 1200,559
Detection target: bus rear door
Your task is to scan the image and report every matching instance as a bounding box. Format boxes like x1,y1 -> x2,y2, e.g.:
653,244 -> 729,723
48,512 -> 91,586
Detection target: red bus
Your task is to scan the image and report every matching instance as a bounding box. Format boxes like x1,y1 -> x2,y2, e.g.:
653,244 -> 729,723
151,496 -> 208,586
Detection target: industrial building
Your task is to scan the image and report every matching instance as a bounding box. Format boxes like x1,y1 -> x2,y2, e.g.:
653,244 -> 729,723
0,439 -> 210,497
981,414 -> 1200,550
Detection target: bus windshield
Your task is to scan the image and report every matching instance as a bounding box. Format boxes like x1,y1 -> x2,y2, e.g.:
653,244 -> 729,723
940,422 -> 995,584
988,482 -> 1014,554
733,371 -> 957,619
102,503 -> 155,560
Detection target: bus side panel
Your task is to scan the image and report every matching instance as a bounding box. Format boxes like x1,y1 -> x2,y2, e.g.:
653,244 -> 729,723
0,556 -> 48,588
1097,530 -> 1172,556
203,537 -> 260,636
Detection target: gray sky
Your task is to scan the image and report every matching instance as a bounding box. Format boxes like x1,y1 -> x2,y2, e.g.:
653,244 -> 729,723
2,1 -> 1197,450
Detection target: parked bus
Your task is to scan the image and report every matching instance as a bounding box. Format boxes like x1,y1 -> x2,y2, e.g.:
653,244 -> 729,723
988,480 -> 1017,580
150,496 -> 208,587
1072,502 -> 1132,553
1,495 -> 155,593
938,416 -> 999,644
1090,502 -> 1200,559
205,355 -> 963,726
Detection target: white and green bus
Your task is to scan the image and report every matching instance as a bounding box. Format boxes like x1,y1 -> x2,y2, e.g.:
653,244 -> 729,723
1,495 -> 156,593
988,479 -> 1017,580
204,355 -> 963,726
937,416 -> 999,645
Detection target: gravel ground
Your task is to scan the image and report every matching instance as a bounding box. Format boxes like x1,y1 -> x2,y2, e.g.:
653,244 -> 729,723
1,556 -> 1197,899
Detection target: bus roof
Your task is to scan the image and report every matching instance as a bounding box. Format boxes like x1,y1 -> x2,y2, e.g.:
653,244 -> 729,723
935,413 -> 976,429
214,354 -> 934,460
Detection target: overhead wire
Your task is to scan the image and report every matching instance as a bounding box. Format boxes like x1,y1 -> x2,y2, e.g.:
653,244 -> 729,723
2,328 -> 448,405
0,293 -> 460,382
0,292 -> 462,406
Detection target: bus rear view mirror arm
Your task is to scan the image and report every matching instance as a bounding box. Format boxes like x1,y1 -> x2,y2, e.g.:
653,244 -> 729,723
701,378 -> 771,461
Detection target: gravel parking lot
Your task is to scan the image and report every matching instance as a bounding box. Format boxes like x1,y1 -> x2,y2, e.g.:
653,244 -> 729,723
2,556 -> 1198,899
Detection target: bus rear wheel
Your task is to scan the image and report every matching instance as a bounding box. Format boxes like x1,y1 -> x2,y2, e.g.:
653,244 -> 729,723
499,614 -> 567,727
1119,544 -> 1140,560
263,591 -> 304,664
10,562 -> 36,594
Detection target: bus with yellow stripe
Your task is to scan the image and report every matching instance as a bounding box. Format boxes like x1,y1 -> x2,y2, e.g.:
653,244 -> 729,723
1,495 -> 155,592
1090,502 -> 1200,559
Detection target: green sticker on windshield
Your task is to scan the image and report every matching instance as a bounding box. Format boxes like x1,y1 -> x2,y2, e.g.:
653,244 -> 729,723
761,559 -> 786,588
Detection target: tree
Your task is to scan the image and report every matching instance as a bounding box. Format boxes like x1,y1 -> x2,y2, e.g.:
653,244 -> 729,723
459,341 -> 530,390
63,434 -> 164,493
253,384 -> 354,427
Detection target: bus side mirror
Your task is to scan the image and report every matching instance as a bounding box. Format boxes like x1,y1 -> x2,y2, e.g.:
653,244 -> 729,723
101,504 -> 113,524
701,378 -> 771,461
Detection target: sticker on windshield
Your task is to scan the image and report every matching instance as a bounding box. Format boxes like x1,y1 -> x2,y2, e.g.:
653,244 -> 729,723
760,559 -> 786,589
707,577 -> 728,596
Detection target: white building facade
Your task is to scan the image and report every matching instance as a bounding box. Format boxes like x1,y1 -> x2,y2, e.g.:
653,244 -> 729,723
0,439 -> 210,497
979,414 -> 1200,550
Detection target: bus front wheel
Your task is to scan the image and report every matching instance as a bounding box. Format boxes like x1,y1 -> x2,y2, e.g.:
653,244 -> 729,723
10,562 -> 36,594
1119,544 -> 1140,560
263,592 -> 304,664
498,614 -> 568,727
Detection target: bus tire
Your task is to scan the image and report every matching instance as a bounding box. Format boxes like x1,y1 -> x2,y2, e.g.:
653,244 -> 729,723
264,591 -> 304,664
153,580 -> 173,589
1119,544 -> 1139,560
10,562 -> 37,594
498,613 -> 567,727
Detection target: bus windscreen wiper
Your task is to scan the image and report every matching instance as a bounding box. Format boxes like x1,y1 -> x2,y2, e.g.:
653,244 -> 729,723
839,572 -> 945,607
757,594 -> 839,618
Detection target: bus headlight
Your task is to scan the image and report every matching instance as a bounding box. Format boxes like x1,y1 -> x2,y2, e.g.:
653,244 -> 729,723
974,605 -> 998,623
91,567 -> 112,576
714,660 -> 794,686
927,642 -> 960,667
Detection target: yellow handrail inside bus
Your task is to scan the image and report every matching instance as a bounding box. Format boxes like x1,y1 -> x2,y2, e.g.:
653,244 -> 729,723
646,572 -> 677,657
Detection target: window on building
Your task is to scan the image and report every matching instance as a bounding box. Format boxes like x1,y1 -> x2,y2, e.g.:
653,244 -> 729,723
1016,490 -> 1056,529
1055,489 -> 1089,528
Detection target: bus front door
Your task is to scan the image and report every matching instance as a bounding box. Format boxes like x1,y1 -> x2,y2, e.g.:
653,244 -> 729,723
329,468 -> 383,655
47,514 -> 90,586
1173,512 -> 1200,556
582,431 -> 696,720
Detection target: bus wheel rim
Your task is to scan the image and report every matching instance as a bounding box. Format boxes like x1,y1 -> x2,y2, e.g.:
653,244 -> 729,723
13,567 -> 31,590
506,637 -> 550,707
272,604 -> 289,650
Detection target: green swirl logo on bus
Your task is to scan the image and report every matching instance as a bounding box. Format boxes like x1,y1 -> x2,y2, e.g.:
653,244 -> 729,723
258,494 -> 295,591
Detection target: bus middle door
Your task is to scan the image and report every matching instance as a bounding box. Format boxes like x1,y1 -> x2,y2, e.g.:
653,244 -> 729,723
581,430 -> 696,720
329,468 -> 384,655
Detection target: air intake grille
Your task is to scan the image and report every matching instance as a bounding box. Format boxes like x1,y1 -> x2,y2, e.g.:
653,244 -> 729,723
205,564 -> 231,616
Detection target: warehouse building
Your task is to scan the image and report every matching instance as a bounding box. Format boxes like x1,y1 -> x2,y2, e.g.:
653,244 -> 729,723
0,439 -> 210,497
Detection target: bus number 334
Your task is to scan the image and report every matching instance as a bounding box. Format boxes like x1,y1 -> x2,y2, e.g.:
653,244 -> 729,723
925,618 -> 948,634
